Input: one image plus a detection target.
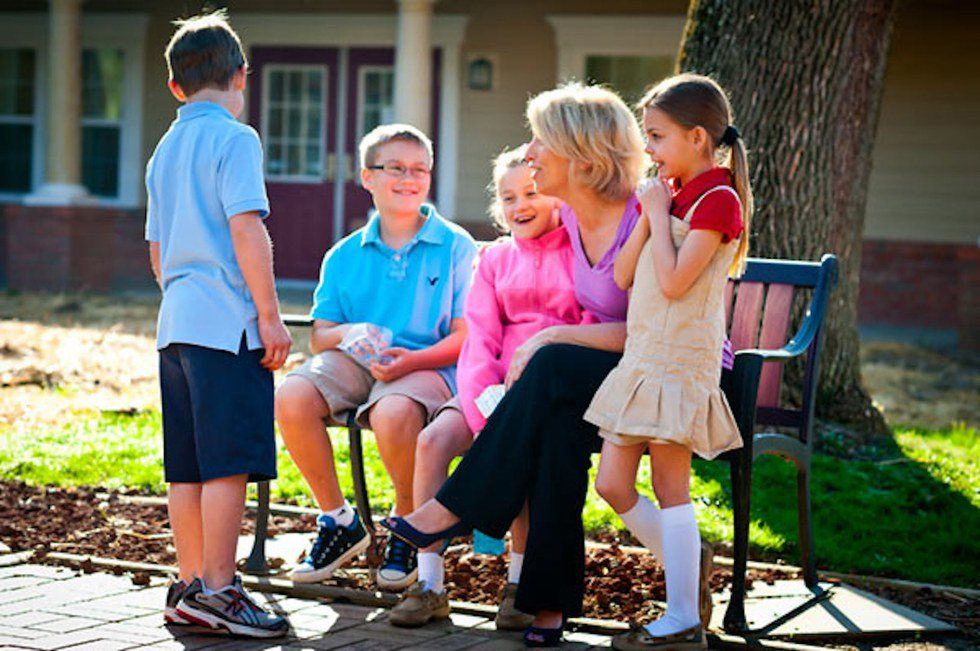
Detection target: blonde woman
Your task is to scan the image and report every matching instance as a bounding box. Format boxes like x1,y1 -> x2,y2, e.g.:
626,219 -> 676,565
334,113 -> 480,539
384,83 -> 645,646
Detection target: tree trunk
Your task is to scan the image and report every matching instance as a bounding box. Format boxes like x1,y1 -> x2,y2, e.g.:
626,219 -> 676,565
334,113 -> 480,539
678,0 -> 897,438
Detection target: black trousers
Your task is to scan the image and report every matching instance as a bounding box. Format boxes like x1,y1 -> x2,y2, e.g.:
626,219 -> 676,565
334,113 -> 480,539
436,343 -> 621,617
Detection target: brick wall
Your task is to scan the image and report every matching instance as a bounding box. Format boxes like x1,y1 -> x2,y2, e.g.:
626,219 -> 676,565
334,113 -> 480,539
859,239 -> 978,349
0,204 -> 155,292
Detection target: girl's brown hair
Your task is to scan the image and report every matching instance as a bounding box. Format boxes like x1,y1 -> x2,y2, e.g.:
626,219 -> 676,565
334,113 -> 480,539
487,145 -> 528,233
638,73 -> 753,276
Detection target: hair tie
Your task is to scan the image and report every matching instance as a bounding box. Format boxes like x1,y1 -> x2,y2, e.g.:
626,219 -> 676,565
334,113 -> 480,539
720,125 -> 740,147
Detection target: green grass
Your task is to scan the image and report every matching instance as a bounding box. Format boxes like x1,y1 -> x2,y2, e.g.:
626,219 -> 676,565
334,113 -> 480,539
1,412 -> 977,587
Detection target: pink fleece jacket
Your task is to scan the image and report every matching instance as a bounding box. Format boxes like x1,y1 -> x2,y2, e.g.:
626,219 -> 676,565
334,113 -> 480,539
457,225 -> 597,433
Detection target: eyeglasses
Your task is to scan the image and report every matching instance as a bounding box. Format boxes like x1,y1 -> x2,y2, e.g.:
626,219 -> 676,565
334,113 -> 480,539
367,162 -> 432,179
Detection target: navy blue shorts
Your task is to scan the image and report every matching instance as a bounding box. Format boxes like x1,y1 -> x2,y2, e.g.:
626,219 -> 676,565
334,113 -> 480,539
160,335 -> 276,483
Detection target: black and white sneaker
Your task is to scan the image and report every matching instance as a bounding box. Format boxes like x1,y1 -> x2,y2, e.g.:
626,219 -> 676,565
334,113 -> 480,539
175,576 -> 289,638
376,535 -> 418,591
289,510 -> 370,583
164,579 -> 191,625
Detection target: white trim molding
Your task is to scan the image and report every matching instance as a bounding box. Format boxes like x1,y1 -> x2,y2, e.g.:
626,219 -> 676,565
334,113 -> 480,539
546,15 -> 686,82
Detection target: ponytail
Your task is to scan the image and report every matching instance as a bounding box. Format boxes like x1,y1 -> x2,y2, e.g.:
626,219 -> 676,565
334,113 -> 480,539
726,137 -> 752,278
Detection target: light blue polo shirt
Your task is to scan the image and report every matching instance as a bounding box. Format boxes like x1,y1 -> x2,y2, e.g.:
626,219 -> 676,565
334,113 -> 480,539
145,101 -> 270,354
312,204 -> 477,392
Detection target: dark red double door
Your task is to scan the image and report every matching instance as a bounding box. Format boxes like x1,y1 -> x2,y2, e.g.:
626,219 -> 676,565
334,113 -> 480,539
249,47 -> 440,280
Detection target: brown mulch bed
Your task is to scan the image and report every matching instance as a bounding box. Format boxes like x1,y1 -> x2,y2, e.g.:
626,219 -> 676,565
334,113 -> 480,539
1,481 -> 976,639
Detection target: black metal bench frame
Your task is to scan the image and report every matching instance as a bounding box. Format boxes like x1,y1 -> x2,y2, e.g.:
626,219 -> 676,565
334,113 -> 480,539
247,253 -> 838,634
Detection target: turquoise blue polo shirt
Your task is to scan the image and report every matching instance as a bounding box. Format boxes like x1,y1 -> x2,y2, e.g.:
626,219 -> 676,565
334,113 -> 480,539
145,101 -> 270,354
312,204 -> 477,393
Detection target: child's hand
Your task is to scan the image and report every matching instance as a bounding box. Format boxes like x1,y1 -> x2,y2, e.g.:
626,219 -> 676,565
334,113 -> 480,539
258,315 -> 292,371
637,176 -> 671,223
369,347 -> 416,383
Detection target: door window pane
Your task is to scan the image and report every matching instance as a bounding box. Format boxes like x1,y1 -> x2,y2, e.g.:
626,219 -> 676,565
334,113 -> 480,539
0,49 -> 35,193
585,55 -> 673,106
359,68 -> 394,137
264,65 -> 327,181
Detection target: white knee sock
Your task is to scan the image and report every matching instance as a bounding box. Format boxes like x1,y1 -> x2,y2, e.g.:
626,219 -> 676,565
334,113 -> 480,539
644,503 -> 701,637
507,552 -> 524,584
618,495 -> 663,560
417,552 -> 444,593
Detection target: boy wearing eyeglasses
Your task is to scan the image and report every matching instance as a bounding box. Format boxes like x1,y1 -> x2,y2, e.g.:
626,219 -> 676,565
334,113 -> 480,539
276,124 -> 477,591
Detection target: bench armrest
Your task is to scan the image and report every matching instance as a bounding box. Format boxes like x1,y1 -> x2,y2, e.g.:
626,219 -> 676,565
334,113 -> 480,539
283,313 -> 314,327
734,253 -> 838,363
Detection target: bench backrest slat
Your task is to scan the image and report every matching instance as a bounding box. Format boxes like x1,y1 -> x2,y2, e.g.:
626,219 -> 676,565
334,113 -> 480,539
755,283 -> 795,408
729,281 -> 765,351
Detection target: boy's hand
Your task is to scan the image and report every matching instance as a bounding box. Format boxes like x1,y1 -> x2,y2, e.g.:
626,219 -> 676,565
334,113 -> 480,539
369,347 -> 416,383
258,315 -> 292,371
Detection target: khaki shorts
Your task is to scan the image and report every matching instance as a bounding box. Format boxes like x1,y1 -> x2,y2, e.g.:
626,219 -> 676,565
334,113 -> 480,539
289,350 -> 451,428
431,395 -> 464,422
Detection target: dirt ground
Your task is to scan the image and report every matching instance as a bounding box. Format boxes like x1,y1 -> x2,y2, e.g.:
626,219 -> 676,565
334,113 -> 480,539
1,292 -> 977,431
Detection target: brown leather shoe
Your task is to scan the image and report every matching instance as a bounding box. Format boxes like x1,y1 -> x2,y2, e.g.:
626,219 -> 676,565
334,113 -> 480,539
494,582 -> 534,630
700,540 -> 714,628
612,624 -> 707,650
389,581 -> 450,628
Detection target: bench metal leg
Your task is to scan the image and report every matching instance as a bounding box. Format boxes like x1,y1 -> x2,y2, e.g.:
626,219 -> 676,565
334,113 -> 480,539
797,464 -> 817,587
347,413 -> 381,565
723,449 -> 751,633
245,480 -> 271,575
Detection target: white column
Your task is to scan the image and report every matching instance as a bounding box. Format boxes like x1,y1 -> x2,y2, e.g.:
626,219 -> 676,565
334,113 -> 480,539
26,0 -> 92,206
394,0 -> 435,135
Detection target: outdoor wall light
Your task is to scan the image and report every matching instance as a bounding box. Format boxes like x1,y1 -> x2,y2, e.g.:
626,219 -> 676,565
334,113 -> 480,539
467,57 -> 494,91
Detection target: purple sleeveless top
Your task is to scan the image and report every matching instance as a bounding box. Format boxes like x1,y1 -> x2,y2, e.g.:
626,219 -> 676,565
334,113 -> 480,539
559,194 -> 641,324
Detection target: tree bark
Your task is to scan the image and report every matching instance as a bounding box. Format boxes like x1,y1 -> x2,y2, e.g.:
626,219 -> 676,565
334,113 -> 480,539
678,0 -> 897,438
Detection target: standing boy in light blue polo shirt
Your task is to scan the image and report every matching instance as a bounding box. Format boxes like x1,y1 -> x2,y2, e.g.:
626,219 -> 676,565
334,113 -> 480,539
276,124 -> 477,592
144,11 -> 290,638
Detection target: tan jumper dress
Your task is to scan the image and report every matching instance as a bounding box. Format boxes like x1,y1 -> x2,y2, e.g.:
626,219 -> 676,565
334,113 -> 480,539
583,186 -> 743,460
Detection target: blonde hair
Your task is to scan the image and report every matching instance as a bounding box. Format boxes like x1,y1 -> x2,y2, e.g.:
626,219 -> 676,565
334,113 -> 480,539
526,83 -> 647,201
487,145 -> 528,233
358,123 -> 433,170
639,73 -> 753,277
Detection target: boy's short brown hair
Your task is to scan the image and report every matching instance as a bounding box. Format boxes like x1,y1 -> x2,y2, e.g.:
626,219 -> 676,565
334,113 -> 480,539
165,10 -> 246,96
358,123 -> 434,171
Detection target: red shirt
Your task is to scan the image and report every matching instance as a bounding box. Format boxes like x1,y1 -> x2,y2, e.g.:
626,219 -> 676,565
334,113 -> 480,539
670,167 -> 743,243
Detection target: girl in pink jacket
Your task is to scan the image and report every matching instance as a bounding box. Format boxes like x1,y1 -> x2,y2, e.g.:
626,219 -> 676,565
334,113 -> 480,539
391,147 -> 595,629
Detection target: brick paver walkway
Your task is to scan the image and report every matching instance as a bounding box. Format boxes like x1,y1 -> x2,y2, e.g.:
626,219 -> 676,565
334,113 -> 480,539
0,563 -> 612,650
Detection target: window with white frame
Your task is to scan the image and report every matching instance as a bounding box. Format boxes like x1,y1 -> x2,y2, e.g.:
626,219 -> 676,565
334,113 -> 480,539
358,67 -> 394,138
263,65 -> 327,181
585,55 -> 673,106
0,48 -> 36,194
81,48 -> 124,197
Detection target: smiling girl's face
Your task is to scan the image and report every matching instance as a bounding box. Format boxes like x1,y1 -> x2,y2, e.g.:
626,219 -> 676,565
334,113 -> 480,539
497,164 -> 559,240
642,106 -> 710,185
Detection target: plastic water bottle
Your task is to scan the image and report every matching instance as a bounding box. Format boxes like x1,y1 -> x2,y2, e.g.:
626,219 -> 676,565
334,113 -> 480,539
472,529 -> 506,555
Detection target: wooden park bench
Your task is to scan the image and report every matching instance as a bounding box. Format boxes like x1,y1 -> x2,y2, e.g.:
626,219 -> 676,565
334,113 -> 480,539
246,252 -> 838,633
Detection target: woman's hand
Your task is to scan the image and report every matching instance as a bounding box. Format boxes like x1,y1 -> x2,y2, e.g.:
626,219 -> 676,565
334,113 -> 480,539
370,347 -> 417,383
504,328 -> 555,389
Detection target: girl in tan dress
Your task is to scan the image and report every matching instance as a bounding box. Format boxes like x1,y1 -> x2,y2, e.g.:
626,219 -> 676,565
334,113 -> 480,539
585,74 -> 754,651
